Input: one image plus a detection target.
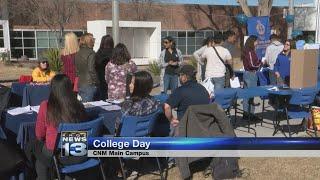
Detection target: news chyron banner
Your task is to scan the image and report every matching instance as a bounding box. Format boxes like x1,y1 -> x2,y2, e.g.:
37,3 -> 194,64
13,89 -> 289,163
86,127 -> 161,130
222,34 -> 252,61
61,131 -> 320,158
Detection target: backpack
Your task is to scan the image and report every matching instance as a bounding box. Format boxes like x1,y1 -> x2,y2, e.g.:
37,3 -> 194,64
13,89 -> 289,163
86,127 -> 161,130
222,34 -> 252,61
210,157 -> 240,180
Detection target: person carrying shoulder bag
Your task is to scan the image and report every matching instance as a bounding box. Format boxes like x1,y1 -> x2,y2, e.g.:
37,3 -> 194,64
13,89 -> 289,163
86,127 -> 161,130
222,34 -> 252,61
202,33 -> 233,91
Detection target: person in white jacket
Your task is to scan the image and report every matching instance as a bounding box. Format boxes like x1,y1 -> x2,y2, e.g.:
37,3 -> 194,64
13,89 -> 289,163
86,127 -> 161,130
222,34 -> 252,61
265,34 -> 284,85
193,36 -> 214,81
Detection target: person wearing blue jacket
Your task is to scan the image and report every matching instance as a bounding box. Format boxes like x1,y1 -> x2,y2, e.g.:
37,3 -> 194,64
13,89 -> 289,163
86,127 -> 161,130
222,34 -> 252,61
274,39 -> 296,86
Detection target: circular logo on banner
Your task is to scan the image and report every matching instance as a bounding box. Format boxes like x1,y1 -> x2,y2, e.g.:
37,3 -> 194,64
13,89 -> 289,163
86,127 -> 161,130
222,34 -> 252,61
256,20 -> 265,40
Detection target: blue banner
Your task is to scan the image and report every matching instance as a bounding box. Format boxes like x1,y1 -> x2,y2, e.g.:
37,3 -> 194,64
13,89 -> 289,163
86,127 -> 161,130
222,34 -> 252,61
247,16 -> 271,59
88,137 -> 320,150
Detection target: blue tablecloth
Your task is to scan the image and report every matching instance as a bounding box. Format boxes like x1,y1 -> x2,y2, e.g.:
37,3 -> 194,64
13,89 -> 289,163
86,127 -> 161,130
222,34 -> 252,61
22,84 -> 50,107
11,82 -> 27,98
3,107 -> 121,149
10,82 -> 28,107
3,111 -> 37,135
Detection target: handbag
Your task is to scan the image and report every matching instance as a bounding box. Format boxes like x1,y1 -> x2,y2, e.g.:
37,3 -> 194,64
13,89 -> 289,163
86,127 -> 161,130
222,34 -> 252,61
212,46 -> 234,87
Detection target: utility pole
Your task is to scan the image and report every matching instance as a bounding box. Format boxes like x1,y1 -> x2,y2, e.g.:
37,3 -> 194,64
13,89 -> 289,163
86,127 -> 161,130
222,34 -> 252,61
112,0 -> 120,45
287,0 -> 294,39
316,0 -> 320,43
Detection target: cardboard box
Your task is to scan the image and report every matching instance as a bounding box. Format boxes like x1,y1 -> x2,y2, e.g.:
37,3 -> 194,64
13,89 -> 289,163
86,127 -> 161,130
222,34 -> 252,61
290,49 -> 319,89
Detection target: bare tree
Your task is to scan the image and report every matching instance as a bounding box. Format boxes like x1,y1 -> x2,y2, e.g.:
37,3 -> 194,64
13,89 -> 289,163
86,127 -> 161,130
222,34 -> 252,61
238,0 -> 273,16
124,0 -> 167,21
10,0 -> 84,47
0,0 -> 9,20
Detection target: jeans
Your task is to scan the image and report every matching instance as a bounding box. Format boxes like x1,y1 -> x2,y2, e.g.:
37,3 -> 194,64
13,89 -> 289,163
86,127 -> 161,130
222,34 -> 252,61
210,76 -> 225,91
79,86 -> 98,102
201,63 -> 206,81
243,71 -> 258,113
163,74 -> 178,94
269,70 -> 277,85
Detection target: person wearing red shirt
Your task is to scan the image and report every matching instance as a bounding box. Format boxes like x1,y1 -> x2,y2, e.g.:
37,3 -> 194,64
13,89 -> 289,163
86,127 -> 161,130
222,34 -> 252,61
35,74 -> 88,180
242,35 -> 262,119
61,32 -> 79,84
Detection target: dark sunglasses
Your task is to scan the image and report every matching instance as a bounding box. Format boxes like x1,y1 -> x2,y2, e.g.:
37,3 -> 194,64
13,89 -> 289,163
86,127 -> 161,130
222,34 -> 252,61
40,61 -> 48,64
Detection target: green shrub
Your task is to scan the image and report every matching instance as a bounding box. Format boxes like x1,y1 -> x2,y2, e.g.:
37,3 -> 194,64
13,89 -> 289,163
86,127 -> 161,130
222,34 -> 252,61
43,48 -> 63,73
0,51 -> 11,65
188,56 -> 198,69
147,60 -> 161,76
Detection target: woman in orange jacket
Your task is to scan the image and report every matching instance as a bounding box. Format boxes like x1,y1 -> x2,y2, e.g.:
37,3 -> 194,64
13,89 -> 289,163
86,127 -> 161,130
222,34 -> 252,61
32,59 -> 56,83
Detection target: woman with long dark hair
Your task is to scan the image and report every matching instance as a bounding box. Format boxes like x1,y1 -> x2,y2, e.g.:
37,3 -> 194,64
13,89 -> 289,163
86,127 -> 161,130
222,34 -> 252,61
159,36 -> 183,94
34,74 -> 88,179
122,71 -> 160,116
96,35 -> 114,100
242,35 -> 262,118
105,43 -> 137,100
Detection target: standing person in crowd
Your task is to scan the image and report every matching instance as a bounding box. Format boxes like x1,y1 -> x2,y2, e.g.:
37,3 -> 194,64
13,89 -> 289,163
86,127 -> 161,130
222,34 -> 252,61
159,36 -> 183,94
193,36 -> 214,81
265,34 -> 284,85
202,33 -> 232,90
32,59 -> 56,83
223,30 -> 237,61
33,74 -> 88,180
105,43 -> 137,100
164,65 -> 210,134
274,40 -> 296,86
95,35 -> 114,100
75,33 -> 98,102
242,35 -> 262,119
61,32 -> 79,84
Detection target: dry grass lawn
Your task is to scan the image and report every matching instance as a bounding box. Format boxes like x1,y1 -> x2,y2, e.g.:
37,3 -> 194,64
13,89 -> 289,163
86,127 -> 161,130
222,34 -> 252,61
0,62 -> 34,81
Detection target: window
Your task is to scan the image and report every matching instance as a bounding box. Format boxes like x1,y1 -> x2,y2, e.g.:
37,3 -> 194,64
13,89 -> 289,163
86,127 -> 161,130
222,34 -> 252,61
168,31 -> 177,37
161,31 -> 167,39
0,39 -> 4,47
162,30 -> 221,55
11,49 -> 23,59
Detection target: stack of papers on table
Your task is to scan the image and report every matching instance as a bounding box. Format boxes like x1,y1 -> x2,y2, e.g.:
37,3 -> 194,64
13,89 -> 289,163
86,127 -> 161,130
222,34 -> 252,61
230,77 -> 241,88
100,105 -> 121,111
267,87 -> 279,91
7,106 -> 33,115
30,106 -> 40,113
88,100 -> 111,106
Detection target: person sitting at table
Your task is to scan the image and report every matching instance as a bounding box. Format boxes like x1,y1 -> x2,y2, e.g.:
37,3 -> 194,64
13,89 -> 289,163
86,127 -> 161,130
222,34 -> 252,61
105,43 -> 137,100
242,35 -> 262,120
274,39 -> 296,86
34,74 -> 88,180
122,71 -> 160,116
32,59 -> 56,83
164,65 -> 210,136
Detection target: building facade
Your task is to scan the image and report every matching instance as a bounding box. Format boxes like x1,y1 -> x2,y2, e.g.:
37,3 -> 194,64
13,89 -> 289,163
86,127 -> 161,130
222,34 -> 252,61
0,1 -> 314,61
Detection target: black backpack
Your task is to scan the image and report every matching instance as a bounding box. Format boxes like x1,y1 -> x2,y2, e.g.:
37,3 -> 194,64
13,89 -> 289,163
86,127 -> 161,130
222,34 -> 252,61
210,157 -> 241,180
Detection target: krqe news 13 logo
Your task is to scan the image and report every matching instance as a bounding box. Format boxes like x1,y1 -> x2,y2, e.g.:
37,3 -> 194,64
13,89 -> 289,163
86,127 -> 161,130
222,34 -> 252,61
61,131 -> 88,157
